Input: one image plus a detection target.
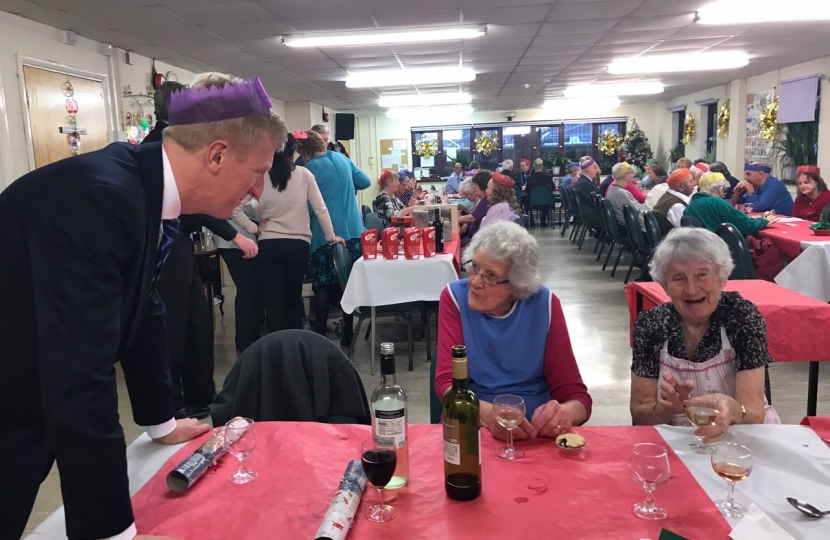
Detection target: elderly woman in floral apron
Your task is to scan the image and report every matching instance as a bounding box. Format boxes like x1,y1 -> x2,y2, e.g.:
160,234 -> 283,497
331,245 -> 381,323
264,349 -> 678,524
630,228 -> 780,444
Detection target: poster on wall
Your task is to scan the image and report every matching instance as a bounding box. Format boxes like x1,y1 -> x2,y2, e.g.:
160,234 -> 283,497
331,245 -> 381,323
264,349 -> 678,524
745,89 -> 775,164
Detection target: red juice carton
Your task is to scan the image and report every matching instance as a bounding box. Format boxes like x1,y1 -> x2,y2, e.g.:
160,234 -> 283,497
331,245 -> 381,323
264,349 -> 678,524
382,227 -> 399,260
422,226 -> 436,258
361,229 -> 378,260
403,227 -> 421,260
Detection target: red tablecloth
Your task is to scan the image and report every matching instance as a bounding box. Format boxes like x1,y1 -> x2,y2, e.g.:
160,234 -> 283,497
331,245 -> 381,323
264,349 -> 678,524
132,423 -> 730,540
625,280 -> 830,362
801,416 -> 830,444
757,217 -> 830,260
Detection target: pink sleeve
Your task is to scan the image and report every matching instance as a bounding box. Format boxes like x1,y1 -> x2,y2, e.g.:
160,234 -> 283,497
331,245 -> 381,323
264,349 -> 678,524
544,294 -> 593,423
435,286 -> 464,400
626,182 -> 647,204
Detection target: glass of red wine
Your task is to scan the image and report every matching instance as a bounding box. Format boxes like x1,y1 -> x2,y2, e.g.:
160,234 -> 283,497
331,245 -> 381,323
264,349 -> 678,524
361,438 -> 398,523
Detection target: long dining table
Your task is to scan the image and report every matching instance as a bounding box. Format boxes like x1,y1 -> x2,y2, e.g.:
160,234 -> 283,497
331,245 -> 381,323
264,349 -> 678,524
625,280 -> 830,416
28,422 -> 830,540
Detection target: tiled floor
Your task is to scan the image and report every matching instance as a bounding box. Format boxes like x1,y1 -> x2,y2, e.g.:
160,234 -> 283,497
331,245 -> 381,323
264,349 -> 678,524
23,225 -> 830,535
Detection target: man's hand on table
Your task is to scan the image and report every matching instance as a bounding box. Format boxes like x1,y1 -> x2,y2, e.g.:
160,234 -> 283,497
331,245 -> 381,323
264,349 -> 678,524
152,418 -> 210,445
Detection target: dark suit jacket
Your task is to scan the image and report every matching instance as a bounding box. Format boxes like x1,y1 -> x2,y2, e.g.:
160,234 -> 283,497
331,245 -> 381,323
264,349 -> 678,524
142,120 -> 167,144
574,173 -> 600,210
525,171 -> 554,193
0,142 -> 173,538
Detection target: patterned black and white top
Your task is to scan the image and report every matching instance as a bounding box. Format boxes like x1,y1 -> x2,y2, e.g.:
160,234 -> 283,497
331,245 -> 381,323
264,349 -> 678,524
631,291 -> 772,379
373,191 -> 404,227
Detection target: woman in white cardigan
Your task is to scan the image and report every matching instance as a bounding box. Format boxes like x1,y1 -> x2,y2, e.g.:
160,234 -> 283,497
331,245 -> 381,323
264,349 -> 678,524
233,132 -> 345,332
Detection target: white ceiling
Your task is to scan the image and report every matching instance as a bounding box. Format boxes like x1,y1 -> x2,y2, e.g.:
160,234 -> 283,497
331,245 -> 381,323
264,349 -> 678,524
4,0 -> 830,114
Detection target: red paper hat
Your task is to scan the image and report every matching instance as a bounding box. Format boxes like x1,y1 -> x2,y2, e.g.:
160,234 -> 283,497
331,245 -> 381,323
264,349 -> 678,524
378,169 -> 394,186
797,165 -> 821,176
667,168 -> 692,187
492,172 -> 515,188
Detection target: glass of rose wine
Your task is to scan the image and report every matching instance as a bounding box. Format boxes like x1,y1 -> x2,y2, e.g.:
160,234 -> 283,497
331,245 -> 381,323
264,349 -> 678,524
685,392 -> 719,453
493,394 -> 526,460
629,443 -> 672,520
710,443 -> 753,517
361,438 -> 398,522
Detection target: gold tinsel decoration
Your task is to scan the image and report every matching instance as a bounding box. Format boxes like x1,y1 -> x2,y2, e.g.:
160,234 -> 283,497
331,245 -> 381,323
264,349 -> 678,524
717,99 -> 730,139
597,129 -> 622,156
681,113 -> 696,147
415,137 -> 439,158
474,130 -> 500,156
760,95 -> 779,142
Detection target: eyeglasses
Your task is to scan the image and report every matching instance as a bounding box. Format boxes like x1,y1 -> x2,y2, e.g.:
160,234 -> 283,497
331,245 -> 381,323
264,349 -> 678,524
463,260 -> 510,286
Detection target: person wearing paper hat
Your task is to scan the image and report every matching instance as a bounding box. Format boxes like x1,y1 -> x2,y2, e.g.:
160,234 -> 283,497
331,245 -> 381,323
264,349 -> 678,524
652,168 -> 694,235
0,72 -> 287,540
481,172 -> 522,229
792,165 -> 830,221
525,160 -> 556,226
560,162 -> 581,190
685,172 -> 769,236
573,158 -> 602,214
708,161 -> 740,200
733,161 -> 794,215
606,162 -> 643,229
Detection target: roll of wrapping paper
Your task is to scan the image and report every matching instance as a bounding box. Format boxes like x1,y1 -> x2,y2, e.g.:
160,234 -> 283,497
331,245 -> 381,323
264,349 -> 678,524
166,428 -> 228,493
314,461 -> 367,540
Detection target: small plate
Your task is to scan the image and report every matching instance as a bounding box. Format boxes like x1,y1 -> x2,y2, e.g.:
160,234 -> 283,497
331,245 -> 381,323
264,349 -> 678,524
555,433 -> 586,456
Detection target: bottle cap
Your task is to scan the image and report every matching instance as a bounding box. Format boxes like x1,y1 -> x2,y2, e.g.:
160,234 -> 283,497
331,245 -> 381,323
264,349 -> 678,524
451,345 -> 466,359
380,342 -> 395,355
380,342 -> 396,375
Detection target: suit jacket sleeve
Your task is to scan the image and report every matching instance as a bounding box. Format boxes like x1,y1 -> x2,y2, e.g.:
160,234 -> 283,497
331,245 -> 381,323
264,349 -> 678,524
198,213 -> 238,241
28,187 -> 137,538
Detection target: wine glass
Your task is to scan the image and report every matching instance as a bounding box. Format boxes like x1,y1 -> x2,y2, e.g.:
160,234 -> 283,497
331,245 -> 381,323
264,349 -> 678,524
744,202 -> 754,214
630,443 -> 672,520
361,438 -> 398,523
710,443 -> 753,518
493,394 -> 526,460
223,417 -> 257,484
684,392 -> 719,454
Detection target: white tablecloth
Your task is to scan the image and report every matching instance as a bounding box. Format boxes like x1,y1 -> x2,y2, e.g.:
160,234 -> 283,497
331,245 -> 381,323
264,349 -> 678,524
775,243 -> 830,302
29,425 -> 830,539
340,253 -> 458,314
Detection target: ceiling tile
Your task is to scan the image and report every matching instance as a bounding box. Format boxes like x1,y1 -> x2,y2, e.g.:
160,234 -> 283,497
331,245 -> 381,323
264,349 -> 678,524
288,16 -> 378,33
531,34 -> 604,47
547,0 -> 642,22
202,21 -> 294,40
538,19 -> 617,36
462,37 -> 533,51
162,2 -> 277,24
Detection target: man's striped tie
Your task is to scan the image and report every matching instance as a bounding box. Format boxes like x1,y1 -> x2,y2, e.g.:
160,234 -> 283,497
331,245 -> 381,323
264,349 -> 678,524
151,218 -> 180,290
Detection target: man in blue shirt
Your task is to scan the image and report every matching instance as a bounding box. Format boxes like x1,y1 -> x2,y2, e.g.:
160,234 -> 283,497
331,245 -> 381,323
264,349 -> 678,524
733,161 -> 794,215
445,162 -> 463,194
560,162 -> 581,190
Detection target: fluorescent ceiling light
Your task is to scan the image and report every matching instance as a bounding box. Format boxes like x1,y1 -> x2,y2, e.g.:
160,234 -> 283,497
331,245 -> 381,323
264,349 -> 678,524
379,93 -> 471,108
697,0 -> 830,25
346,67 -> 476,88
564,82 -> 664,99
607,51 -> 749,74
284,25 -> 486,48
542,97 -> 621,116
386,105 -> 473,119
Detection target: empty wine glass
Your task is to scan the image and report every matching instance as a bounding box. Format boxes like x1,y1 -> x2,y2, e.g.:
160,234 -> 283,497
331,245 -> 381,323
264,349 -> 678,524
361,438 -> 398,523
630,443 -> 671,520
493,394 -> 526,460
684,392 -> 718,454
223,417 -> 257,484
710,443 -> 753,518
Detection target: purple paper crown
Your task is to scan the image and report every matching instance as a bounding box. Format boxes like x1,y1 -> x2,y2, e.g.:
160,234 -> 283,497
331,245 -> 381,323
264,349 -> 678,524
168,77 -> 272,126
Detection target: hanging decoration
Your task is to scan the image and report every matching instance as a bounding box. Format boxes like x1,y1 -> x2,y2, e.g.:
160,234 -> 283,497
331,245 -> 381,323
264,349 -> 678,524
681,113 -> 696,147
415,137 -> 439,158
717,99 -> 730,139
619,119 -> 653,169
597,129 -> 622,156
59,80 -> 82,155
759,95 -> 779,142
474,130 -> 500,156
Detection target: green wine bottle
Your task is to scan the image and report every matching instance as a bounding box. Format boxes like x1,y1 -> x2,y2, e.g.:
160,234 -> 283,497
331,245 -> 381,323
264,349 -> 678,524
442,345 -> 481,501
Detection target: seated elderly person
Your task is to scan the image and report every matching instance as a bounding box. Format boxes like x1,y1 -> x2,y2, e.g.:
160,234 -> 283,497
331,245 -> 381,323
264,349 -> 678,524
436,221 -> 592,440
792,165 -> 830,221
373,170 -> 417,226
459,172 -> 491,247
630,228 -> 780,443
606,162 -> 642,232
455,178 -> 475,211
481,172 -> 522,228
684,172 -> 769,236
397,170 -> 423,206
732,161 -> 794,215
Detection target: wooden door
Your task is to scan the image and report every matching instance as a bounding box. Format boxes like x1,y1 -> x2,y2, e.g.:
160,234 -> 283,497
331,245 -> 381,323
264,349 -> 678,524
23,66 -> 108,168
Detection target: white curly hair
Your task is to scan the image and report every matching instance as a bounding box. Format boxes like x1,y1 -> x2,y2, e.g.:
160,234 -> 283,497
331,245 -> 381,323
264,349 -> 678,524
465,221 -> 542,299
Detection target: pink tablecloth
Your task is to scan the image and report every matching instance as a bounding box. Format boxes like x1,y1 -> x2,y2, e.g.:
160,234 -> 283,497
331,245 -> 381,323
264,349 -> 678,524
757,217 -> 830,259
801,416 -> 830,444
132,423 -> 730,539
625,280 -> 830,362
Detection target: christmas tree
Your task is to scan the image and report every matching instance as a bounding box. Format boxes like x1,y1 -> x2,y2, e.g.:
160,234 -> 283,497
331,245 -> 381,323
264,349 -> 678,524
619,119 -> 653,169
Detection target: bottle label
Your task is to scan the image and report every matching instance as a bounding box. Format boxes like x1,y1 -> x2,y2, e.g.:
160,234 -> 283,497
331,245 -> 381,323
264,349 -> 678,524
442,419 -> 461,466
374,408 -> 406,449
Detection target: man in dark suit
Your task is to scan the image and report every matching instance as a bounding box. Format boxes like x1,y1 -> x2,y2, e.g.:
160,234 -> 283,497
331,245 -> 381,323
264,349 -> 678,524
525,158 -> 555,226
574,158 -> 601,211
0,73 -> 287,540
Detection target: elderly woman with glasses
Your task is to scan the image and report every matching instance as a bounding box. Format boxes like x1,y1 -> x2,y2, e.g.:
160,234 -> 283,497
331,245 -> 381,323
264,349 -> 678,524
630,228 -> 780,443
435,221 -> 592,441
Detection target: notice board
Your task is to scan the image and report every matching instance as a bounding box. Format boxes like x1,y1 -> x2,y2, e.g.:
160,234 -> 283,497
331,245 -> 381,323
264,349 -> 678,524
379,138 -> 410,172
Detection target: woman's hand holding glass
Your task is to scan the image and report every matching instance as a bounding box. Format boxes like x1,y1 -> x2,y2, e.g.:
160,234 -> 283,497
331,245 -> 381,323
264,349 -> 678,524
686,393 -> 735,443
480,401 -> 536,441
530,400 -> 573,438
658,371 -> 694,415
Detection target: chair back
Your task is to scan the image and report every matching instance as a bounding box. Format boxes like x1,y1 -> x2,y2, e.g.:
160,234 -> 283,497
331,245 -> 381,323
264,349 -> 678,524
529,184 -> 554,207
715,223 -> 756,279
514,184 -> 523,205
331,242 -> 354,291
681,215 -> 704,228
559,185 -> 571,212
210,330 -> 371,426
600,198 -> 627,243
363,212 -> 384,238
567,187 -> 582,221
361,204 -> 372,216
642,210 -> 663,249
623,204 -> 648,252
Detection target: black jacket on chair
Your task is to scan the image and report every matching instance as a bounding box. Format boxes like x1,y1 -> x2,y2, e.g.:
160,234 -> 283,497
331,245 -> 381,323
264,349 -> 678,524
0,141 -> 174,539
210,330 -> 371,427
